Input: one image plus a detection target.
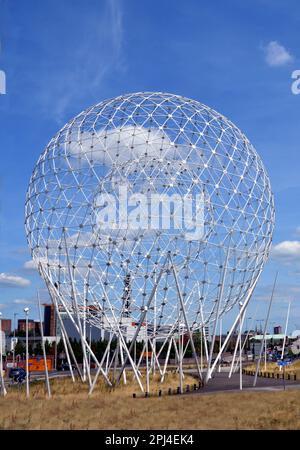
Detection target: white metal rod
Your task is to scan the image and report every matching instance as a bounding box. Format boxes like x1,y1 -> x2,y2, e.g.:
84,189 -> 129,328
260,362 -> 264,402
280,301 -> 291,367
208,272 -> 261,378
171,261 -> 203,381
145,318 -> 150,394
253,272 -> 278,387
37,292 -> 51,397
161,337 -> 173,382
25,312 -> 29,398
89,334 -> 114,395
149,338 -> 163,376
43,271 -> 81,382
229,308 -> 246,378
239,308 -> 246,390
63,233 -> 92,387
206,244 -> 231,382
116,262 -> 167,386
218,318 -> 222,373
40,265 -> 111,386
0,316 -> 7,396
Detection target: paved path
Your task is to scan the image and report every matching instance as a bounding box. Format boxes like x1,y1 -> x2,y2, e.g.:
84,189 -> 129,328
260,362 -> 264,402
194,371 -> 299,395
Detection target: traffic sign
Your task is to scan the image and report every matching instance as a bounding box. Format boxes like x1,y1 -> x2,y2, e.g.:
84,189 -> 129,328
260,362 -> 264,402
277,360 -> 291,366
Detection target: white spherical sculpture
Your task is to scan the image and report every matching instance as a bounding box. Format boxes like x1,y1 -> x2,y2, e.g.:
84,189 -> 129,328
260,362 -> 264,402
25,92 -> 275,337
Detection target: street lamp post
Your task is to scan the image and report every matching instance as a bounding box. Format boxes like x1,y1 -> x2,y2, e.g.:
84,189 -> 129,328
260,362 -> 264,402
0,312 -> 7,396
13,312 -> 18,368
24,307 -> 30,398
238,302 -> 244,391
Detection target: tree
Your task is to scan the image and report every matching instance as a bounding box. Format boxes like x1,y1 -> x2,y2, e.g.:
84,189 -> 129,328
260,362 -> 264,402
14,341 -> 25,355
44,340 -> 53,354
34,341 -> 43,355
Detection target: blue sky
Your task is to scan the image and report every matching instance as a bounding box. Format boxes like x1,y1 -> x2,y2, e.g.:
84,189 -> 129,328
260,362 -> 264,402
0,0 -> 300,332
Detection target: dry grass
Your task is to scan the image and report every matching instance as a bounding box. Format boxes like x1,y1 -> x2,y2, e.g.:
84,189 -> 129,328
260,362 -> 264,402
0,373 -> 300,430
247,359 -> 300,377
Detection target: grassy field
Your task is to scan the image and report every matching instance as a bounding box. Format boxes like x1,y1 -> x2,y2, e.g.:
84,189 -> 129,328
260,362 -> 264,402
0,373 -> 300,430
246,359 -> 300,376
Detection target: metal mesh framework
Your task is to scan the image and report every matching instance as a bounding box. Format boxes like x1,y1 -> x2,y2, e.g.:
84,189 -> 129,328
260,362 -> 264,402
25,92 -> 275,337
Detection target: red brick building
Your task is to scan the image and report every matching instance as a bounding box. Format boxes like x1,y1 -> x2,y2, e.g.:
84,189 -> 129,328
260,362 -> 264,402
1,319 -> 11,335
18,319 -> 35,333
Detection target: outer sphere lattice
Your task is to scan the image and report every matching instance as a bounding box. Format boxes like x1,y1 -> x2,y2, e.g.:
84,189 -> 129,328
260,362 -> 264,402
25,92 -> 275,336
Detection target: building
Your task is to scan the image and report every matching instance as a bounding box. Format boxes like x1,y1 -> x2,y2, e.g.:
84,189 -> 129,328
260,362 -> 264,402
1,319 -> 11,335
18,319 -> 35,333
43,304 -> 57,336
58,310 -> 148,343
273,325 -> 282,335
34,320 -> 41,336
0,330 -> 5,355
250,331 -> 300,357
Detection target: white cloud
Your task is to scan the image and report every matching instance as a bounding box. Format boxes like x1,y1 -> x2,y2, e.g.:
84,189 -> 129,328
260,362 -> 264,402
68,126 -> 175,168
264,41 -> 294,67
0,273 -> 31,288
271,240 -> 300,262
23,260 -> 38,271
13,299 -> 33,305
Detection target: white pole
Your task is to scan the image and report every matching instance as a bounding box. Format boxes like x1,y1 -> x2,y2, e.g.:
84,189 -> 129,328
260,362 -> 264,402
13,313 -> 18,369
178,323 -> 183,394
119,338 -> 127,385
206,244 -> 231,382
145,317 -> 150,394
116,262 -> 167,387
63,233 -> 91,386
161,337 -> 173,383
218,318 -> 222,373
229,307 -> 246,378
149,338 -> 163,376
24,307 -> 30,399
40,265 -> 106,384
264,337 -> 267,372
37,292 -> 51,398
200,328 -> 203,372
89,334 -> 114,395
208,273 -> 260,378
239,304 -> 244,390
171,261 -> 203,381
253,272 -> 278,387
280,301 -> 291,370
83,299 -> 87,382
89,324 -> 92,372
0,313 -> 7,396
199,303 -> 209,363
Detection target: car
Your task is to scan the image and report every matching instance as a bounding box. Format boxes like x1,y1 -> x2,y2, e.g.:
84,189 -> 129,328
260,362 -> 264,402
8,367 -> 26,383
57,362 -> 76,371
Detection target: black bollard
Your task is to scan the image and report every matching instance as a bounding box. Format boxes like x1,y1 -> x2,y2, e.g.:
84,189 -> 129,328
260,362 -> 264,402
133,393 -> 136,399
